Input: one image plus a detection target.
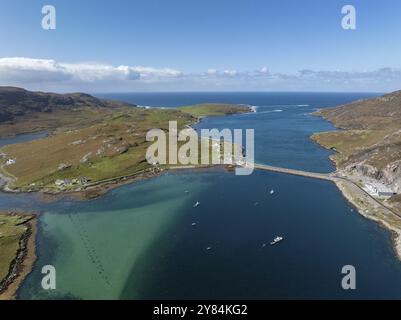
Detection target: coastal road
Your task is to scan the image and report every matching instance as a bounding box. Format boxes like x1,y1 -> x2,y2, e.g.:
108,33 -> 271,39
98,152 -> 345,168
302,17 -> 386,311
253,163 -> 333,182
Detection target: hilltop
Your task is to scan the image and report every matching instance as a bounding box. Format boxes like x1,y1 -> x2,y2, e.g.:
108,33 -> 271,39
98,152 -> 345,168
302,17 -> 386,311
0,86 -> 134,122
0,87 -> 139,137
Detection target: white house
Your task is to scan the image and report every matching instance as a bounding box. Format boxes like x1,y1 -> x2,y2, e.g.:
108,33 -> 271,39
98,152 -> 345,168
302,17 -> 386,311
5,159 -> 16,165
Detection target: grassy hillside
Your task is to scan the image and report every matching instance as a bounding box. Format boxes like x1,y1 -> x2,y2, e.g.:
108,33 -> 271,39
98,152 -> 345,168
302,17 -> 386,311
0,89 -> 247,193
312,90 -> 401,170
312,90 -> 401,208
0,214 -> 33,287
179,103 -> 250,117
0,107 -> 195,192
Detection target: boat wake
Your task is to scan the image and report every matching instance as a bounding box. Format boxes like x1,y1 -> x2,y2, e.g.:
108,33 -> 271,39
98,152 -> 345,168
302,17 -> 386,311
257,109 -> 283,114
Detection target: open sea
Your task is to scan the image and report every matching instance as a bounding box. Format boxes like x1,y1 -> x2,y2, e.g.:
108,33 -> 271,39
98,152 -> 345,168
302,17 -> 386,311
2,92 -> 401,299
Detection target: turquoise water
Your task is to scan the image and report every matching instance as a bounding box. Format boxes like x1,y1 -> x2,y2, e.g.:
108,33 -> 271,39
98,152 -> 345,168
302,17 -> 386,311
2,92 -> 401,299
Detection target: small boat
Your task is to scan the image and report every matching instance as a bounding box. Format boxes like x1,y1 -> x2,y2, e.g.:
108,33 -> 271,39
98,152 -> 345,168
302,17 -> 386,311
270,236 -> 283,245
192,222 -> 197,226
269,189 -> 275,195
206,246 -> 212,251
262,243 -> 267,248
184,190 -> 190,194
193,201 -> 200,208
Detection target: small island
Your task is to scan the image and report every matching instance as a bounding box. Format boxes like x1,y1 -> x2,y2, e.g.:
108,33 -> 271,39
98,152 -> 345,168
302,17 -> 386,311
0,212 -> 37,300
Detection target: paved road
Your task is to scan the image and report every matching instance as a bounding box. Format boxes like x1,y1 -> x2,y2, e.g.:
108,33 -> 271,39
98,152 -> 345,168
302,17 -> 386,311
253,163 -> 333,181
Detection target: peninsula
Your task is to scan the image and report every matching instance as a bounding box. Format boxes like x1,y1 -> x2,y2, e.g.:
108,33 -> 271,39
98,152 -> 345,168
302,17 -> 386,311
0,87 -> 250,198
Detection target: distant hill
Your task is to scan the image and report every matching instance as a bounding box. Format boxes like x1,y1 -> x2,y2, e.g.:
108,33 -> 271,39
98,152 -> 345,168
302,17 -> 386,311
314,90 -> 401,130
0,87 -> 136,122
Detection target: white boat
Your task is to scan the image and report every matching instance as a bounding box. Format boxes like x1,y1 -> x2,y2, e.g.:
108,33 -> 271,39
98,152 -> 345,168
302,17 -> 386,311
193,201 -> 200,208
206,246 -> 212,251
192,222 -> 197,226
270,236 -> 283,245
269,189 -> 275,195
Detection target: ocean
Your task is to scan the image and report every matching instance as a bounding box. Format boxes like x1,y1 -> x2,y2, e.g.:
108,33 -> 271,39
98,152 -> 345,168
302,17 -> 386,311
2,92 -> 401,299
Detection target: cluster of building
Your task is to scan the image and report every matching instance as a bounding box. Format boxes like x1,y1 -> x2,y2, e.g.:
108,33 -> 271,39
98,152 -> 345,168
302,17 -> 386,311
55,176 -> 91,188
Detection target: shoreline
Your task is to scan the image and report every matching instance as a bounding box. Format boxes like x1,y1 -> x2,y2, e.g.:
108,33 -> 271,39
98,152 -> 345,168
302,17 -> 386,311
0,212 -> 37,300
41,164 -> 232,202
310,111 -> 401,261
333,178 -> 401,261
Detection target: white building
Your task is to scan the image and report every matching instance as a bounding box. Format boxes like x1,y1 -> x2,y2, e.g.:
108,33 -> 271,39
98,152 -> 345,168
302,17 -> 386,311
5,158 -> 16,165
364,183 -> 395,198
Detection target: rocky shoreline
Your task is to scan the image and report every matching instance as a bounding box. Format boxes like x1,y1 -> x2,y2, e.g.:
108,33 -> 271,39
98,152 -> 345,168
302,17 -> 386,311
333,179 -> 401,261
0,213 -> 37,300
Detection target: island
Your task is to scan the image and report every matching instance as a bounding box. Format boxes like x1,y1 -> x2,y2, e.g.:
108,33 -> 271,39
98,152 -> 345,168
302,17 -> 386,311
0,87 -> 250,199
0,212 -> 37,300
312,90 -> 401,259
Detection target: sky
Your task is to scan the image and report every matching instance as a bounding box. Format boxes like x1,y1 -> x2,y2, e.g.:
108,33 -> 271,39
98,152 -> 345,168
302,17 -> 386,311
0,0 -> 400,92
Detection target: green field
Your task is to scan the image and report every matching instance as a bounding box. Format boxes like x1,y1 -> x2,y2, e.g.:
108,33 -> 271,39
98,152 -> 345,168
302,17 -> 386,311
0,214 -> 32,285
0,103 -> 246,193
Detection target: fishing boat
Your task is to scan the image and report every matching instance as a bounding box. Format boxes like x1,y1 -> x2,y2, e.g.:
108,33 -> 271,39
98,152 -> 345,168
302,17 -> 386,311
270,236 -> 283,245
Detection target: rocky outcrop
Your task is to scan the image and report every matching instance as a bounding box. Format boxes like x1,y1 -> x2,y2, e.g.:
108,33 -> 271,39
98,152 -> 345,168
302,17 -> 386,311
342,160 -> 401,193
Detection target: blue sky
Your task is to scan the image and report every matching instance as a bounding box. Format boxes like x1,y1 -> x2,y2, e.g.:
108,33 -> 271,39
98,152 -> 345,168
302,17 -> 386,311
0,0 -> 400,92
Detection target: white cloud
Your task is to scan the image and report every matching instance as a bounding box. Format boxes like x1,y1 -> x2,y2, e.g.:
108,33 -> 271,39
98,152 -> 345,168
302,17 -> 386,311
206,68 -> 218,76
0,57 -> 400,92
258,66 -> 269,74
0,57 -> 183,83
223,69 -> 238,77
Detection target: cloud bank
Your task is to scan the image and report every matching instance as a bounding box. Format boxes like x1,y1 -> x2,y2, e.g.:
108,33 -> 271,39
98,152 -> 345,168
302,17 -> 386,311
0,57 -> 400,93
